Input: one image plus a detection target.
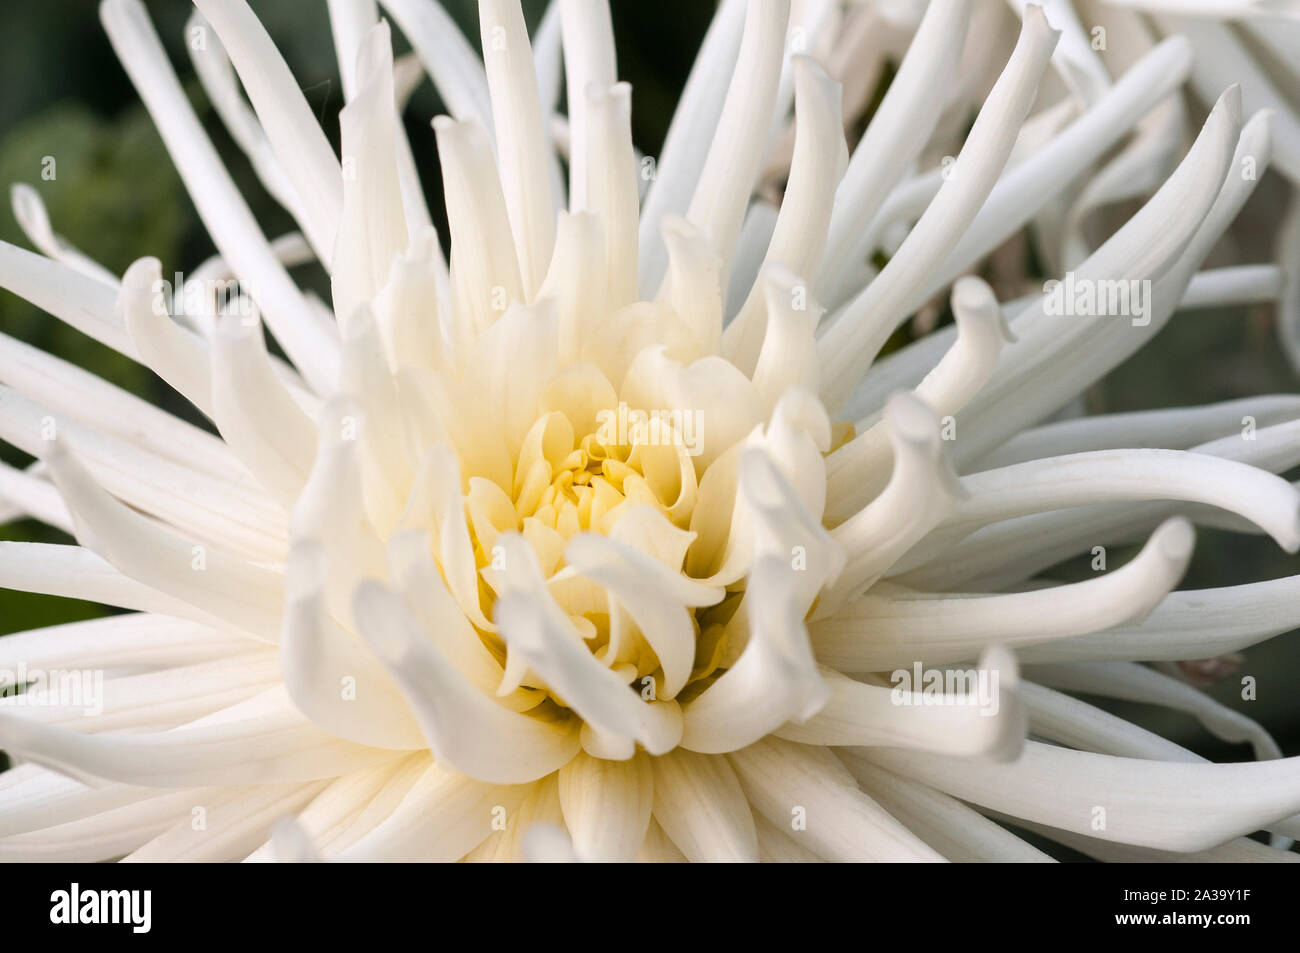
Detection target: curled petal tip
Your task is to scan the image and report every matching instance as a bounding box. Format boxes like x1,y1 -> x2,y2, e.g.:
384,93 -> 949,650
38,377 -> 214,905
1155,516 -> 1196,563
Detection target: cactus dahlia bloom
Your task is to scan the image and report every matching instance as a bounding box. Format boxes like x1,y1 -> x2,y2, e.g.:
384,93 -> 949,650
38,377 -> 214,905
2,0 -> 1300,865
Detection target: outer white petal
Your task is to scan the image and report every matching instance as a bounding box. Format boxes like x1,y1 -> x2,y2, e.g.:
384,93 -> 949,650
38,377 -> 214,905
650,748 -> 759,862
351,579 -> 581,785
815,518 -> 1193,670
557,750 -> 653,862
728,738 -> 946,862
839,752 -> 1054,862
866,740 -> 1300,852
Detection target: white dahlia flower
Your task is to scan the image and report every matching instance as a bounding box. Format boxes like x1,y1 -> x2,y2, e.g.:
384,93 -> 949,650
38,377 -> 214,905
0,0 -> 1298,863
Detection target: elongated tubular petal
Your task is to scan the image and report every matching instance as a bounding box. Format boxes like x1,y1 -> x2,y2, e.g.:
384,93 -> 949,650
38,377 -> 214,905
0,543 -> 238,629
9,184 -> 118,286
479,0 -> 555,297
658,216 -> 724,361
408,444 -> 494,631
1006,815 -> 1297,864
911,36 -> 1193,310
586,83 -> 639,310
566,533 -> 721,700
637,0 -> 746,295
838,752 -> 1054,862
1058,99 -> 1187,272
101,0 -> 338,393
0,787 -> 216,862
865,739 -> 1300,852
15,654 -> 279,733
1022,680 -> 1191,760
1012,0 -> 1110,101
380,0 -> 494,132
681,557 -> 828,754
558,750 -> 653,862
375,229 -> 449,376
1018,680 -> 1300,844
649,748 -> 758,862
1181,263 -> 1283,309
537,213 -> 607,366
118,257 -> 213,416
707,435 -> 842,663
211,311 -> 317,510
335,761 -> 529,862
0,766 -> 206,839
332,22 -> 408,331
824,276 -> 1010,518
0,614 -> 252,675
947,449 -> 1300,550
901,416 -> 1300,591
185,11 -> 303,230
725,57 -> 845,373
676,0 -> 789,290
190,0 -> 342,260
277,544 -> 424,751
0,687 -> 398,788
311,753 -> 426,855
0,459 -> 71,532
0,240 -> 133,358
815,518 -> 1193,671
818,0 -> 972,306
0,385 -> 284,560
0,322 -> 247,487
1156,13 -> 1300,184
385,530 -> 537,711
817,7 -> 1059,411
290,401 -> 388,634
728,737 -> 946,862
434,117 -> 524,334
326,0 -> 377,101
1028,661 -> 1285,764
168,232 -> 314,341
911,275 -> 1015,419
494,533 -> 660,747
818,394 -> 963,615
46,445 -> 284,641
1021,572 -> 1300,664
848,188 -> 1266,428
339,310 -> 412,535
945,91 -> 1251,467
777,648 -> 1024,762
761,0 -> 837,155
530,0 -> 567,222
123,780 -> 326,862
351,581 -> 579,784
727,202 -> 779,316
561,0 -> 617,212
749,267 -> 823,418
974,395 -> 1300,470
